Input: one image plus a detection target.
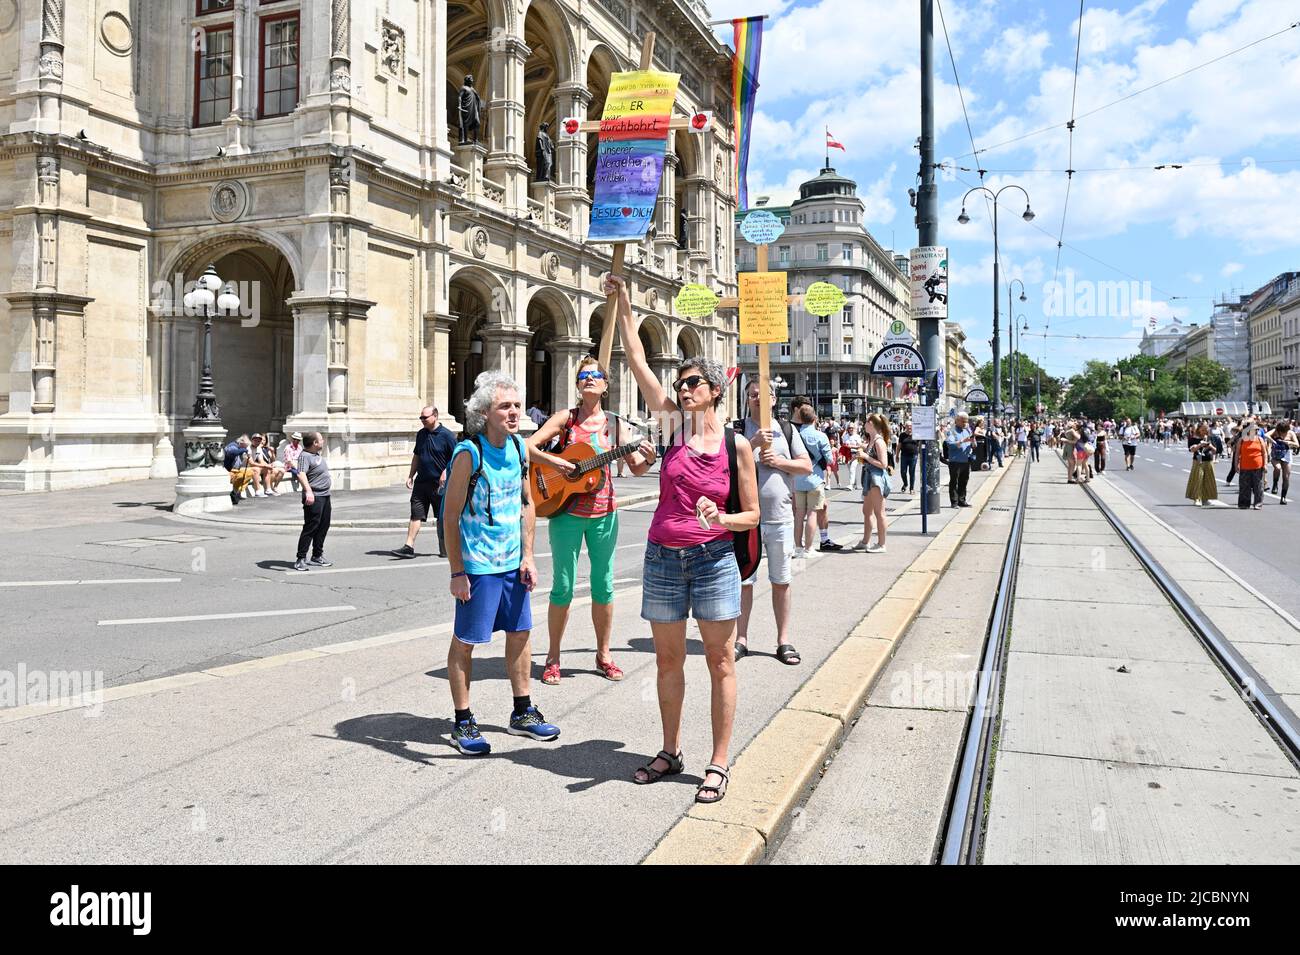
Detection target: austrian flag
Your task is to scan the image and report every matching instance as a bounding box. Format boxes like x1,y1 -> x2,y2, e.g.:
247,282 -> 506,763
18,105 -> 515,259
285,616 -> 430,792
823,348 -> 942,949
826,128 -> 846,152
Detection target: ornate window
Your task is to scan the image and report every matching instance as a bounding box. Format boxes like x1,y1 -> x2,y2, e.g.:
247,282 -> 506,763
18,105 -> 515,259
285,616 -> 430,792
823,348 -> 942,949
259,14 -> 300,118
196,0 -> 233,13
193,25 -> 234,127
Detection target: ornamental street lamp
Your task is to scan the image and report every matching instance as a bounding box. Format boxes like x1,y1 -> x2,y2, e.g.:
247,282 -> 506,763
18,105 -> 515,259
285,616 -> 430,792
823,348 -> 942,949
181,264 -> 240,426
1009,278 -> 1026,415
958,185 -> 1035,418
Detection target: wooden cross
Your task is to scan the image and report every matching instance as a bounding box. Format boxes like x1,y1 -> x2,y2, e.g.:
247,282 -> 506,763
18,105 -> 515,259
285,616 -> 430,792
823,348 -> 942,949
715,243 -> 800,433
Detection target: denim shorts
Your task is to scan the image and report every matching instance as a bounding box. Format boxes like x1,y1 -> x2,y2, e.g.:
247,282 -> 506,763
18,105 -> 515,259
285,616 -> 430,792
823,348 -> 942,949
641,538 -> 741,623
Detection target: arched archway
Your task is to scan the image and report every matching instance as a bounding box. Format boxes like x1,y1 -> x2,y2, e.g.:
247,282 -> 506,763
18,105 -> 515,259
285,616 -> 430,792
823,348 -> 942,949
160,237 -> 298,446
525,286 -> 573,414
448,266 -> 505,421
677,325 -> 704,360
521,0 -> 577,185
674,126 -> 700,251
584,44 -> 620,197
446,1 -> 502,144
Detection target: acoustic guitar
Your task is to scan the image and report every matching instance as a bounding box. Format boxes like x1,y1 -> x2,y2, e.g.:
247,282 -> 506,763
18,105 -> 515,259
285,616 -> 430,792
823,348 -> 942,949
531,437 -> 647,518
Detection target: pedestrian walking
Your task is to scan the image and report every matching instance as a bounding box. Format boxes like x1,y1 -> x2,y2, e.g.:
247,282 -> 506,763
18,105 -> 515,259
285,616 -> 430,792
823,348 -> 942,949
735,379 -> 812,665
526,356 -> 657,685
943,412 -> 974,506
794,407 -> 840,555
609,274 -> 760,805
855,413 -> 892,553
1028,422 -> 1042,462
1270,421 -> 1297,505
1094,427 -> 1108,474
1237,418 -> 1268,510
1121,418 -> 1139,470
293,432 -> 334,571
842,423 -> 863,490
1185,424 -> 1218,507
394,406 -> 457,559
898,423 -> 919,492
442,370 -> 555,756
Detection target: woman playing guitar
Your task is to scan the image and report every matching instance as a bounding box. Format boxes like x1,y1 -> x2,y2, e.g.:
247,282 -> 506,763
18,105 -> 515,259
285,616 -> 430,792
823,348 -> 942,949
527,356 -> 657,685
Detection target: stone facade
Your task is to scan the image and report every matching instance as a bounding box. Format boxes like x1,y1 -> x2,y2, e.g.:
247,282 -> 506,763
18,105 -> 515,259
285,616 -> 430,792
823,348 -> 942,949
0,0 -> 738,490
734,168 -> 915,419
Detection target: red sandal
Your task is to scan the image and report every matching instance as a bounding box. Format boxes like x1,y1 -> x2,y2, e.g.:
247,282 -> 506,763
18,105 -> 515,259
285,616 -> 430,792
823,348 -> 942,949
541,661 -> 561,685
595,656 -> 624,681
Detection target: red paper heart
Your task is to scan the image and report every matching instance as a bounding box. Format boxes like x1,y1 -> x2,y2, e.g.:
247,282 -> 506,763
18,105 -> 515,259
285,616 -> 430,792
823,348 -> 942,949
563,119 -> 579,134
692,113 -> 707,129
621,206 -> 632,216
726,366 -> 740,386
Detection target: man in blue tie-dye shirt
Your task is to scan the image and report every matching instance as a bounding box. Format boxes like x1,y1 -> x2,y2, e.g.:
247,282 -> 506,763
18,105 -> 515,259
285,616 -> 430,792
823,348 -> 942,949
441,371 -> 558,755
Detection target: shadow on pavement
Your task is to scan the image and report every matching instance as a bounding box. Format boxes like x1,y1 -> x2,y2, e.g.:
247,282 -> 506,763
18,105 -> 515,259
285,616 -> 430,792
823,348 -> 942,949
327,712 -> 696,792
256,559 -> 300,571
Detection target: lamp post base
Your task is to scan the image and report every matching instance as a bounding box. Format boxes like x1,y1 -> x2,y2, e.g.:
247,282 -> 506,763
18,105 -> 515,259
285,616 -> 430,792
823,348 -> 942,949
173,424 -> 233,516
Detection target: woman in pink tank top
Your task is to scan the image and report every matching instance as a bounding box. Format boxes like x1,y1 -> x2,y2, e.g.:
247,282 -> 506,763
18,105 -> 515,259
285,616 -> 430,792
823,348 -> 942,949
606,274 -> 759,807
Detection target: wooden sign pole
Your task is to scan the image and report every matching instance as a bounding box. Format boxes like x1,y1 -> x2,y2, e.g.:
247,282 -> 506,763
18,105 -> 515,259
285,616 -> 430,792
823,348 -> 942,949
717,242 -> 797,442
598,32 -> 657,375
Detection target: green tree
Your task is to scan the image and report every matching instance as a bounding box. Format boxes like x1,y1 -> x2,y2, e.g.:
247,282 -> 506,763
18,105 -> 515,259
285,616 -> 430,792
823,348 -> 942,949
976,352 -> 1064,413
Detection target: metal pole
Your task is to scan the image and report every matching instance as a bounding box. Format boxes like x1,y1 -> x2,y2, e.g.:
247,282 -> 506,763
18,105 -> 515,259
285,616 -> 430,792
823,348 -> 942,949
918,0 -> 942,517
992,203 -> 1001,421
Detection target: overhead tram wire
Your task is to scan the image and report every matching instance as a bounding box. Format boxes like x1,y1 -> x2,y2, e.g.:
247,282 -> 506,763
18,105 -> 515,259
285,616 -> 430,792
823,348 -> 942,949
935,157 -> 1300,175
955,19 -> 1300,161
1049,1 -> 1087,347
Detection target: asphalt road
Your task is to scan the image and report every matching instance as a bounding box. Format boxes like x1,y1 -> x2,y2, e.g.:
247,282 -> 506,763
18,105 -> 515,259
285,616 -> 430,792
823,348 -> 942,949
1071,440 -> 1300,619
0,480 -> 885,692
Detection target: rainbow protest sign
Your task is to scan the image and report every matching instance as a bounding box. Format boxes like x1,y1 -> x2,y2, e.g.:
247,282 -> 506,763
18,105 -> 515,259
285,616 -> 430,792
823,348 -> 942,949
587,70 -> 680,244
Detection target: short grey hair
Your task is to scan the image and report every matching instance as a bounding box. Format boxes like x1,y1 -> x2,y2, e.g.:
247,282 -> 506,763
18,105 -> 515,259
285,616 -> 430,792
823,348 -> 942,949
676,356 -> 727,408
465,370 -> 520,434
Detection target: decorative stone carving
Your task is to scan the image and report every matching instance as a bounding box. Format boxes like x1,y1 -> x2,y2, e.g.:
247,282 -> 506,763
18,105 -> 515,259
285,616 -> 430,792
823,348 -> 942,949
330,157 -> 352,189
210,181 -> 248,223
543,252 -> 560,280
646,288 -> 660,311
331,0 -> 349,57
100,10 -> 132,55
714,154 -> 724,184
41,0 -> 63,44
330,67 -> 352,93
380,21 -> 405,78
38,52 -> 64,78
468,227 -> 489,259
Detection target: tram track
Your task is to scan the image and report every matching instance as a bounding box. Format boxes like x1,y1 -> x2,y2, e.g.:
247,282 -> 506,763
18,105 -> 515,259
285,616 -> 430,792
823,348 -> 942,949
938,449 -> 1300,865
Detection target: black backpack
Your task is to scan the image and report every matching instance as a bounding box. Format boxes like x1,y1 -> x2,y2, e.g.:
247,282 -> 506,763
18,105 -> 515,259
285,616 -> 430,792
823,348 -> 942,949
724,426 -> 762,581
462,433 -> 528,526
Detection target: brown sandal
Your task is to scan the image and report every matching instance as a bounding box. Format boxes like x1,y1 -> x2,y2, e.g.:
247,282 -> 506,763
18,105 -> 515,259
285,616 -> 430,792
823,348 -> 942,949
634,750 -> 684,785
695,764 -> 730,804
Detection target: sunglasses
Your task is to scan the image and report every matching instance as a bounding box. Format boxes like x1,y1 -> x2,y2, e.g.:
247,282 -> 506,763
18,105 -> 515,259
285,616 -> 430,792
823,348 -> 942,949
577,370 -> 606,382
673,375 -> 710,393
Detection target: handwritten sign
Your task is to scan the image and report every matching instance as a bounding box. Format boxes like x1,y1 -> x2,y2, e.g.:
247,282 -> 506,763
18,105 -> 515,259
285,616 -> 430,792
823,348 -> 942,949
804,282 -> 846,317
740,209 -> 785,245
675,283 -> 719,318
739,271 -> 789,344
587,70 -> 681,244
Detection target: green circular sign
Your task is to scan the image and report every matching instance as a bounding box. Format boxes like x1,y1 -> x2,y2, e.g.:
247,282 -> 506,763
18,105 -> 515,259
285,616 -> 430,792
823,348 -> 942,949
889,319 -> 908,336
674,283 -> 719,318
804,282 -> 846,317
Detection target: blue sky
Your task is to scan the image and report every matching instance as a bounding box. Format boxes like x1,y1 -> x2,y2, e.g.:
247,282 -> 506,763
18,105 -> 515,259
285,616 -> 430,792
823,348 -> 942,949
709,0 -> 1300,378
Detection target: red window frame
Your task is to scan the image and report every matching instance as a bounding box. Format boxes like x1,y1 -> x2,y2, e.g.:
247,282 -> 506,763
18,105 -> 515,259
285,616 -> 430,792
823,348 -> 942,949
192,22 -> 234,128
258,11 -> 300,120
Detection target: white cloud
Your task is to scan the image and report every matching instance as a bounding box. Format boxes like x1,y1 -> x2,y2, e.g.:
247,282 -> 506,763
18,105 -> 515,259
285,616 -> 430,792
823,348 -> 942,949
1076,1 -> 1167,57
1185,272 -> 1204,284
981,28 -> 1052,77
1187,0 -> 1247,33
1222,261 -> 1245,277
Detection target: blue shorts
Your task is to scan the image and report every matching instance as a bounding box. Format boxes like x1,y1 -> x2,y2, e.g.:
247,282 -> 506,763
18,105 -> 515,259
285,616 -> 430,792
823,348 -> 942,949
641,538 -> 741,623
453,570 -> 533,645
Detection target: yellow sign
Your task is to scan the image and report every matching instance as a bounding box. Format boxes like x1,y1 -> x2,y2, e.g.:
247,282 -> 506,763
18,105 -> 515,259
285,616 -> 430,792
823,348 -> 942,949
674,283 -> 719,318
805,282 -> 846,316
740,271 -> 789,344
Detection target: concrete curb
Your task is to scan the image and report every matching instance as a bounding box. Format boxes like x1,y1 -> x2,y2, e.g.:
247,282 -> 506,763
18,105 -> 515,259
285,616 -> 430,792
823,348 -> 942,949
165,490 -> 662,529
641,462 -> 1018,865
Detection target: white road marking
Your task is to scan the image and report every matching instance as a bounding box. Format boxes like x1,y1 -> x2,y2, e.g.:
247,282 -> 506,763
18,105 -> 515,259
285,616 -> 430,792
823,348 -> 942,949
284,542 -> 646,577
98,605 -> 355,627
0,577 -> 181,588
1161,463 -> 1173,468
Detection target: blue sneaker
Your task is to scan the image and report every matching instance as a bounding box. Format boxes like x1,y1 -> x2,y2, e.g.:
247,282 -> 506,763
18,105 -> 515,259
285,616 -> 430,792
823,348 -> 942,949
507,706 -> 560,741
450,717 -> 491,755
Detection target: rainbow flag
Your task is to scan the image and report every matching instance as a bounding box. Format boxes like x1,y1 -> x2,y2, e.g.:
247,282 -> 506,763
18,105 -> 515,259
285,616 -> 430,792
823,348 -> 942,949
731,17 -> 764,211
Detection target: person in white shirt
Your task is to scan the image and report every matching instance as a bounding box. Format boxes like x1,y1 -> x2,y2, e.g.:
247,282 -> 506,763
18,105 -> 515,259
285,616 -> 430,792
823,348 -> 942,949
842,424 -> 863,490
1121,419 -> 1140,470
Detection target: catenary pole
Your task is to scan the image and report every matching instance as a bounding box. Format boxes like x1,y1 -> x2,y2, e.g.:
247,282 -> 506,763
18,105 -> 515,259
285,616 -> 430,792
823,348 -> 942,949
918,0 -> 942,518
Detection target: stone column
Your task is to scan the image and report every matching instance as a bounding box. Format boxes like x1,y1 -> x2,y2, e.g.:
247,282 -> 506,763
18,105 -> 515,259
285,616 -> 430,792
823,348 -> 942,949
37,0 -> 65,132
480,324 -> 534,428
148,305 -> 179,478
328,0 -> 353,140
552,82 -> 592,240
484,36 -> 531,211
423,311 -> 457,423
287,295 -> 375,423
655,150 -> 679,277
4,291 -> 93,416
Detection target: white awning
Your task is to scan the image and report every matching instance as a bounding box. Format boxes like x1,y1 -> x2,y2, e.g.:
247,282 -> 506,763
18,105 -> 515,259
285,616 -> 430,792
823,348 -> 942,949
1177,401 -> 1272,417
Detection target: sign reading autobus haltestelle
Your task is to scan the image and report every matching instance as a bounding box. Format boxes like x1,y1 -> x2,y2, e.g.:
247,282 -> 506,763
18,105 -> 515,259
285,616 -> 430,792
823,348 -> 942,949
965,387 -> 990,403
870,344 -> 925,376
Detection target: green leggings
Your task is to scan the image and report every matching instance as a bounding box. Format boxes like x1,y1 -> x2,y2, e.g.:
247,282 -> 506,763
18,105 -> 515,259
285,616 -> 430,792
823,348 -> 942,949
547,509 -> 619,606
